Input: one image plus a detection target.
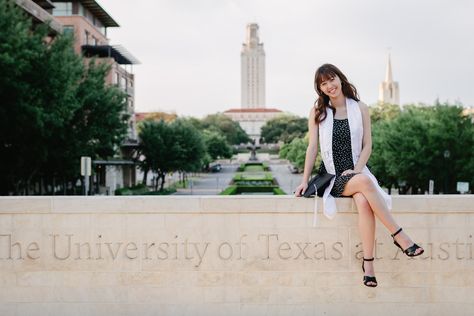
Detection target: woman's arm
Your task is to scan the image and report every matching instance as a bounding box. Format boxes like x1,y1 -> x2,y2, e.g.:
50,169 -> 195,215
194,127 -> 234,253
295,108 -> 319,196
353,101 -> 372,173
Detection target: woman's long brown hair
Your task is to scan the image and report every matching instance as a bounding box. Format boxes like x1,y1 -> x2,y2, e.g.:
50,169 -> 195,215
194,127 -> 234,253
314,64 -> 360,124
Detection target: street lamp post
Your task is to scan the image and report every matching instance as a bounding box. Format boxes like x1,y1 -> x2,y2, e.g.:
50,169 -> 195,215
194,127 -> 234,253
443,150 -> 450,194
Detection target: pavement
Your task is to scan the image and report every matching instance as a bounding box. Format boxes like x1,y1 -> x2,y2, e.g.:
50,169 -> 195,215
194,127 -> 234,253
173,160 -> 303,195
173,163 -> 238,195
269,162 -> 303,195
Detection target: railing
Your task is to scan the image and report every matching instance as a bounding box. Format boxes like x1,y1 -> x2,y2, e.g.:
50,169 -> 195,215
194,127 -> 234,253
15,0 -> 63,34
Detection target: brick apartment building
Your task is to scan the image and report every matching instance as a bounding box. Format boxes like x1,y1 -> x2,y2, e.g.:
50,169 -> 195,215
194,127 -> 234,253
16,0 -> 140,194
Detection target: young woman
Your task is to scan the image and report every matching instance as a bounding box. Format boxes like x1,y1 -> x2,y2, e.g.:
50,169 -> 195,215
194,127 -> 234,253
294,64 -> 424,287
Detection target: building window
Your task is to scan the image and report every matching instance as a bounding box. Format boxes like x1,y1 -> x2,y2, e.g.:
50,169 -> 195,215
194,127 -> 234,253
52,2 -> 72,16
63,25 -> 74,37
78,3 -> 85,16
72,1 -> 79,14
92,36 -> 97,46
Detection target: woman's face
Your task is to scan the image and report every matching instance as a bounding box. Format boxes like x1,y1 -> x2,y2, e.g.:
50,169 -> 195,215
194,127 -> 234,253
319,74 -> 342,98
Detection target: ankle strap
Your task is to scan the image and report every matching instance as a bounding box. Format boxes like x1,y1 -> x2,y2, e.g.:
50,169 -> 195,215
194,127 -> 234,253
363,257 -> 374,261
391,227 -> 403,238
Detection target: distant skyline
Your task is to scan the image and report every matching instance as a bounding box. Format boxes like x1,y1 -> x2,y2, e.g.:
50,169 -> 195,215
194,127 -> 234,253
100,0 -> 474,118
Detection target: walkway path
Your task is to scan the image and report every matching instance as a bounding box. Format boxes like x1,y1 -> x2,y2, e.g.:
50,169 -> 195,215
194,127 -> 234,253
173,159 -> 302,195
173,163 -> 237,195
269,162 -> 302,195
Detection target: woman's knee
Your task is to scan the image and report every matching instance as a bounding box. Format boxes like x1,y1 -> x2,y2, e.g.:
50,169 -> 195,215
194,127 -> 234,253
353,192 -> 371,214
352,174 -> 376,192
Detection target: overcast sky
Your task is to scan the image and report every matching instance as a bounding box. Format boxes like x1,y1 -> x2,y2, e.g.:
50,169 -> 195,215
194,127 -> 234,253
99,0 -> 474,118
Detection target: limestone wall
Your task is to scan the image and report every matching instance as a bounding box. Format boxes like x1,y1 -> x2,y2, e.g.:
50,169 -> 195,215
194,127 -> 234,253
0,195 -> 473,315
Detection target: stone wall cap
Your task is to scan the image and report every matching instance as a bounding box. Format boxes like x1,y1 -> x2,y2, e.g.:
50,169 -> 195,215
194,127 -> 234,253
0,195 -> 473,214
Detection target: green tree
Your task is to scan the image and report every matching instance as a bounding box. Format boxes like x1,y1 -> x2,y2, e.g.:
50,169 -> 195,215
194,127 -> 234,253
138,119 -> 207,191
369,102 -> 402,123
0,0 -> 51,194
283,138 -> 308,170
0,0 -> 128,194
279,134 -> 322,173
138,120 -> 177,190
370,121 -> 398,193
72,61 -> 128,159
201,114 -> 250,145
184,116 -> 203,131
47,60 -> 128,189
427,103 -> 474,193
369,103 -> 402,193
373,106 -> 434,194
171,119 -> 207,173
203,130 -> 232,160
261,115 -> 308,144
370,103 -> 474,194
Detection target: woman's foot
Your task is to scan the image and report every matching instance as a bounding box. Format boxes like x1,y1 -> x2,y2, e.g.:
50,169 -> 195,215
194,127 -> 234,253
391,228 -> 424,256
362,258 -> 377,287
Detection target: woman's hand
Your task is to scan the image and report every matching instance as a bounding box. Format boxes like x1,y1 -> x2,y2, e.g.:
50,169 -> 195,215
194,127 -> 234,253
341,169 -> 357,176
294,182 -> 308,197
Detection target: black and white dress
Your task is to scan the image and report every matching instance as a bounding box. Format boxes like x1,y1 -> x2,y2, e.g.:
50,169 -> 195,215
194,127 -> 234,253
318,118 -> 358,197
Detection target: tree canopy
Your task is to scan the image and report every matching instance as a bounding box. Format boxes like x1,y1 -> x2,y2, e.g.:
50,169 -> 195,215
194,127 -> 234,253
0,0 -> 128,194
261,115 -> 308,144
200,114 -> 250,145
202,130 -> 233,160
371,103 -> 474,194
137,119 -> 207,190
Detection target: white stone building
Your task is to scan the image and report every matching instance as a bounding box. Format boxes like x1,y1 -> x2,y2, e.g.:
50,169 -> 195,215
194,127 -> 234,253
224,108 -> 282,144
378,54 -> 400,105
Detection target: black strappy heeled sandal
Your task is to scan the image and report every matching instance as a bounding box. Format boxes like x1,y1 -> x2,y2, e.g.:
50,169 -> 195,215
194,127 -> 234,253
362,257 -> 377,287
391,228 -> 424,257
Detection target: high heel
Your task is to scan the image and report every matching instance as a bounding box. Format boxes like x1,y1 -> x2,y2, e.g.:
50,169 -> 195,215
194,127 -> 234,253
362,257 -> 377,287
391,228 -> 424,257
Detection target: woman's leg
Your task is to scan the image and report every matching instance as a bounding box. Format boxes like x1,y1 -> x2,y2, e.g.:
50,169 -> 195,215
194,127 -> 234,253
342,174 -> 423,255
353,192 -> 376,285
353,192 -> 376,258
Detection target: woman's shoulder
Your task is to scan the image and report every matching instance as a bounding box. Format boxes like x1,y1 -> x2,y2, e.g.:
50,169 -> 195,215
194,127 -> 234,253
354,99 -> 367,107
309,105 -> 317,118
357,100 -> 369,113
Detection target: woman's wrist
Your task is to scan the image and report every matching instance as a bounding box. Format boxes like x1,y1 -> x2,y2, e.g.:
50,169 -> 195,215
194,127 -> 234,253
354,166 -> 363,173
302,173 -> 311,183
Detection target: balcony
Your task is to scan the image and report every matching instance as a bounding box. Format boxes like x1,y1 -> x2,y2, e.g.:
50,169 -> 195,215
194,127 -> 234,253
15,0 -> 63,34
125,85 -> 134,98
81,44 -> 140,65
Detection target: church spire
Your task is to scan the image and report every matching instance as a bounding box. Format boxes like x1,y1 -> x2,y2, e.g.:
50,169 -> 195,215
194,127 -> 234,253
379,53 -> 400,105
